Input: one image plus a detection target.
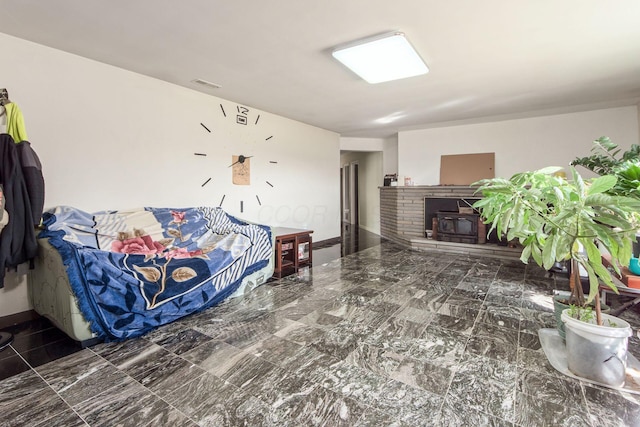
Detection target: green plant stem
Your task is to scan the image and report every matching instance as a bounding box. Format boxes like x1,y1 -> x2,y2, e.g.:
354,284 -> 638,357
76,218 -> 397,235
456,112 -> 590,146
569,257 -> 585,307
509,186 -> 579,239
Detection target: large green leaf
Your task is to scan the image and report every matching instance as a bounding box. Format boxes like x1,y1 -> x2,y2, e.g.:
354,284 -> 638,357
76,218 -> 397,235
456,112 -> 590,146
584,193 -> 616,207
520,244 -> 532,264
571,167 -> 586,196
587,175 -> 617,195
581,238 -> 601,267
541,233 -> 558,270
472,198 -> 491,208
593,260 -> 617,294
592,212 -> 631,229
619,237 -> 633,266
580,261 -> 599,304
614,196 -> 640,209
554,234 -> 573,260
531,243 -> 543,266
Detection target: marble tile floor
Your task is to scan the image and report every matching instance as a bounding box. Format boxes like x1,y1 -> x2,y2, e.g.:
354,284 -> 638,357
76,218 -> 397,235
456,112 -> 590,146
1,241 -> 640,426
313,224 -> 385,265
0,225 -> 385,381
0,317 -> 84,381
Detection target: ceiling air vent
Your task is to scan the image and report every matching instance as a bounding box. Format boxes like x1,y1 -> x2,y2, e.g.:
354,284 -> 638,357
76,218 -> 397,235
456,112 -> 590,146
192,79 -> 222,89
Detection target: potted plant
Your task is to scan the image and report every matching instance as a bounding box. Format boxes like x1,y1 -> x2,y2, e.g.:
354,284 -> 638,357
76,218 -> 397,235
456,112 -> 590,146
572,136 -> 640,260
571,136 -> 640,196
473,165 -> 639,386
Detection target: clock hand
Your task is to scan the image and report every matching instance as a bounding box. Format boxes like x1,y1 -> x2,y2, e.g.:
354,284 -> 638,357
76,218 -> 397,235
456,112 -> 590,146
228,155 -> 253,167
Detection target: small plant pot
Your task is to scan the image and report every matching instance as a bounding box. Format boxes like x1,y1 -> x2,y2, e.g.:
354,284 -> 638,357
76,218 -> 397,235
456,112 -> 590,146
552,293 -> 609,340
561,309 -> 632,387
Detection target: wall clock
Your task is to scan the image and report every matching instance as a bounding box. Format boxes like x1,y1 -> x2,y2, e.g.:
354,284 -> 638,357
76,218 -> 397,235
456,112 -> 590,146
195,103 -> 277,214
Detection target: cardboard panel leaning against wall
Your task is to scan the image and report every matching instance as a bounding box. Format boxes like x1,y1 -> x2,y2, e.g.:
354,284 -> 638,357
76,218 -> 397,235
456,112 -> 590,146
439,152 -> 495,185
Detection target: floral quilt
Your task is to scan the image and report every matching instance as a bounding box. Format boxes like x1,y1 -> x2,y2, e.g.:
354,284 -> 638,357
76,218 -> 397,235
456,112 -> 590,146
39,206 -> 272,341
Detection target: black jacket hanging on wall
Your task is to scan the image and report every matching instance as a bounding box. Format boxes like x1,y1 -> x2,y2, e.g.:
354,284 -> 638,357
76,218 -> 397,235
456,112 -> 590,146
0,133 -> 42,286
16,140 -> 45,225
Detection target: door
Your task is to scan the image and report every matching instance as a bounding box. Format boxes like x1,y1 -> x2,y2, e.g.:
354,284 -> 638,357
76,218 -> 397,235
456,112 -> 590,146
341,161 -> 359,226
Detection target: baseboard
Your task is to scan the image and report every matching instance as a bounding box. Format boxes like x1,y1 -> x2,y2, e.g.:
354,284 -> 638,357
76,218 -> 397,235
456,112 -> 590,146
357,224 -> 379,235
0,309 -> 40,330
314,236 -> 341,248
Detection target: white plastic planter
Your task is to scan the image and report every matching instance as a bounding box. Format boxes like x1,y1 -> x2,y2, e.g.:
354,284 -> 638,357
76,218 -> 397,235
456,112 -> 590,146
561,308 -> 632,387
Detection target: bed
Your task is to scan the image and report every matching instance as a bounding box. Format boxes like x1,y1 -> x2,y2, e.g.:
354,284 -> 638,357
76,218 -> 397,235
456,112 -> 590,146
28,205 -> 274,344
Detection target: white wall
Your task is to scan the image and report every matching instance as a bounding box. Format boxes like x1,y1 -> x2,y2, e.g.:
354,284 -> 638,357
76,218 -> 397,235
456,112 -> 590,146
0,32 -> 341,316
383,135 -> 399,175
340,135 -> 399,176
0,266 -> 31,317
637,102 -> 640,139
340,137 -> 385,151
358,152 -> 382,234
399,106 -> 640,185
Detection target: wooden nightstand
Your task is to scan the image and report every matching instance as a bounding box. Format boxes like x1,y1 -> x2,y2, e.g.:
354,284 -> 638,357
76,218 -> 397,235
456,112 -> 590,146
271,227 -> 313,278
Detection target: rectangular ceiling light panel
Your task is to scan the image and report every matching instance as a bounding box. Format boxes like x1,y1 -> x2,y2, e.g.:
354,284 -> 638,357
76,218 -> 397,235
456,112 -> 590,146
332,32 -> 428,84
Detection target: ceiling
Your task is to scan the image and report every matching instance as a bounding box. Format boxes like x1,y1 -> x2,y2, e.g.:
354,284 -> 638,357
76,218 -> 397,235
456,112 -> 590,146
2,0 -> 640,138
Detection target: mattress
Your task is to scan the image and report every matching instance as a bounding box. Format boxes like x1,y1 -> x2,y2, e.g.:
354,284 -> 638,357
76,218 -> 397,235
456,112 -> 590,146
28,236 -> 275,344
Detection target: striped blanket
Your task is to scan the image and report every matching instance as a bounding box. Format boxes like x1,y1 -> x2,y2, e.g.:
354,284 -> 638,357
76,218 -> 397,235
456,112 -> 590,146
39,206 -> 272,341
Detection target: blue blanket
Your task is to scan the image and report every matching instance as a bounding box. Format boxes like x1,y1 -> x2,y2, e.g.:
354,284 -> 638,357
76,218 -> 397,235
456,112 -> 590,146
39,206 -> 272,341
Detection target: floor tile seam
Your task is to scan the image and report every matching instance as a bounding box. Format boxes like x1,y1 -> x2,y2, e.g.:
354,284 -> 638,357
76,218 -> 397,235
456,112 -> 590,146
32,405 -> 89,427
482,396 -> 517,427
84,346 -> 204,427
454,350 -> 520,422
350,397 -> 419,427
440,385 -> 514,425
512,341 -> 525,427
577,381 -> 601,427
358,302 -> 404,326
0,345 -> 19,362
11,325 -> 57,337
424,324 -> 470,417
294,377 -> 371,423
444,291 -> 488,308
108,380 -> 201,427
21,355 -> 89,426
11,344 -> 38,375
513,388 -> 598,426
107,351 -> 181,384
290,353 -> 434,425
221,369 -> 327,424
351,406 -> 370,426
514,371 -> 589,409
11,336 -> 70,356
83,344 -> 207,408
449,391 -> 517,426
453,298 -> 499,366
159,366 -> 244,415
217,348 -> 281,386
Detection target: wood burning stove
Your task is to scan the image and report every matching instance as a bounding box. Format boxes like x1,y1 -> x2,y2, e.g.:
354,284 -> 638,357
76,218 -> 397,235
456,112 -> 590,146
436,211 -> 479,244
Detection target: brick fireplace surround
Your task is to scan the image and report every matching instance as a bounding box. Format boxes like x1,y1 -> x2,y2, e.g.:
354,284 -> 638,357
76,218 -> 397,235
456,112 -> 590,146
379,185 -> 520,258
